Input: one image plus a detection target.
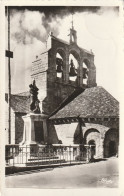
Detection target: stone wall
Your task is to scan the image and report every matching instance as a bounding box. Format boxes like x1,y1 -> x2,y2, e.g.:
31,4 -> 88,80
47,119 -> 119,158
5,101 -> 27,144
47,122 -> 82,145
47,123 -> 58,144
15,112 -> 26,144
5,102 -> 15,144
31,52 -> 48,112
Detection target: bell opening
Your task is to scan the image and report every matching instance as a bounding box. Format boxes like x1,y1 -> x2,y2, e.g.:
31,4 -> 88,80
56,53 -> 63,78
83,61 -> 89,85
69,54 -> 78,81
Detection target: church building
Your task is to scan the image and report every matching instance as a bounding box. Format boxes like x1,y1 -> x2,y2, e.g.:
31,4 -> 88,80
5,21 -> 119,159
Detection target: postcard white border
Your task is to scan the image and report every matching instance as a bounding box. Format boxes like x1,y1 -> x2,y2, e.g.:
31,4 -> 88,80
0,0 -> 123,196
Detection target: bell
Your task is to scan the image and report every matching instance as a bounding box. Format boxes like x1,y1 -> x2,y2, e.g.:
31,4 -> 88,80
69,59 -> 77,77
69,66 -> 77,76
83,68 -> 88,79
56,64 -> 63,73
56,57 -> 63,73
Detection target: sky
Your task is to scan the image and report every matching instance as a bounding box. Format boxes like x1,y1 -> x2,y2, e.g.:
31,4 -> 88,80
5,6 -> 120,100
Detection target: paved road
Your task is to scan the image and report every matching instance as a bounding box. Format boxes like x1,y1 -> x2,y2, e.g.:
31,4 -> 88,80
6,157 -> 118,188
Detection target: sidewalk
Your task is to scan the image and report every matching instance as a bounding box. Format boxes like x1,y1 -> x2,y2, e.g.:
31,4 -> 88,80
6,157 -> 118,188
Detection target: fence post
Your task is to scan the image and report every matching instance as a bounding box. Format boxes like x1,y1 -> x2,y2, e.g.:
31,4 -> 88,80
86,146 -> 90,163
12,146 -> 14,166
26,145 -> 27,164
22,148 -> 24,164
69,146 -> 71,165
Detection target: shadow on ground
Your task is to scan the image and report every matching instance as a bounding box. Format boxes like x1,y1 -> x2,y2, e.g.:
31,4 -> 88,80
92,158 -> 107,162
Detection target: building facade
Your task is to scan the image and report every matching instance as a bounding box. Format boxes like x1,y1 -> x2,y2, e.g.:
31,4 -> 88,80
5,26 -> 119,158
31,28 -> 96,114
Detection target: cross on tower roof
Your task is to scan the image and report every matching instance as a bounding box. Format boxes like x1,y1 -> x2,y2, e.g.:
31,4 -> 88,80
71,12 -> 74,29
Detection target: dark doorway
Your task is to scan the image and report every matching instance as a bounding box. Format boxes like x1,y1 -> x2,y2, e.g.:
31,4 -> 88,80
109,141 -> 116,157
104,129 -> 119,158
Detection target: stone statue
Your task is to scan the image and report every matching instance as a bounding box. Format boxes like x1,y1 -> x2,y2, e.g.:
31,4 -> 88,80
29,79 -> 40,114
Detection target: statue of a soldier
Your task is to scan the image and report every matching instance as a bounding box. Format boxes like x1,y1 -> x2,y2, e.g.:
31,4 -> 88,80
29,79 -> 40,114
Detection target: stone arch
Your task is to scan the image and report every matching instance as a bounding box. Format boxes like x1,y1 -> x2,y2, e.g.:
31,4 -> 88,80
55,48 -> 66,79
88,139 -> 96,145
82,58 -> 91,86
69,49 -> 80,83
83,58 -> 91,69
56,48 -> 66,60
84,128 -> 100,141
81,57 -> 96,87
69,49 -> 80,62
84,128 -> 101,158
104,128 -> 119,158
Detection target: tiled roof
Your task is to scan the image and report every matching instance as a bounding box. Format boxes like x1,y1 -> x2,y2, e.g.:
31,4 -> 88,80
15,91 -> 30,96
50,86 -> 119,119
5,94 -> 30,113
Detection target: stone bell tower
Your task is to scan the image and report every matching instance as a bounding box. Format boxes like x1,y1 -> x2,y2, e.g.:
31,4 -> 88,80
31,16 -> 97,115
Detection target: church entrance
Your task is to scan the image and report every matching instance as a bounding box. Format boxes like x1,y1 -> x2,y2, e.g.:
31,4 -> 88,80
109,141 -> 116,157
104,129 -> 119,158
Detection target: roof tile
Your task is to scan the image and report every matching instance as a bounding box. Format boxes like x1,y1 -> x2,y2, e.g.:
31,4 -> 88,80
5,94 -> 30,113
50,86 -> 119,119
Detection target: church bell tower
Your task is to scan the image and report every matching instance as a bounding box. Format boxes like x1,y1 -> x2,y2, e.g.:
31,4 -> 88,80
31,14 -> 97,115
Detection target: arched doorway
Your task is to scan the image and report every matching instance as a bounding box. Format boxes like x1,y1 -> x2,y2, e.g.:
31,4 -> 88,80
109,141 -> 116,157
104,128 -> 119,158
84,128 -> 100,158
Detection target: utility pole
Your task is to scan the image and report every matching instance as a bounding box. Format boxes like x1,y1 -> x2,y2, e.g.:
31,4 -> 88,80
6,7 -> 13,144
8,6 -> 11,144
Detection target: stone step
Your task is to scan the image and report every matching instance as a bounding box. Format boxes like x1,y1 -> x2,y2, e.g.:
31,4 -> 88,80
26,159 -> 66,166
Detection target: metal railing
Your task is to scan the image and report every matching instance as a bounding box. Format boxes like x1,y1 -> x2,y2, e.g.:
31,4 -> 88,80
5,144 -> 94,167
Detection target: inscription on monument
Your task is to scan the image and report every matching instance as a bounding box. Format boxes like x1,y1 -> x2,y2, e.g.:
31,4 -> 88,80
34,121 -> 44,143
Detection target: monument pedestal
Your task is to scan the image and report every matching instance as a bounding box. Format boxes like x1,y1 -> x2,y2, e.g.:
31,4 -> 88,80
20,113 -> 48,145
